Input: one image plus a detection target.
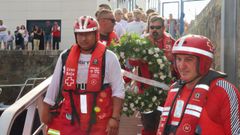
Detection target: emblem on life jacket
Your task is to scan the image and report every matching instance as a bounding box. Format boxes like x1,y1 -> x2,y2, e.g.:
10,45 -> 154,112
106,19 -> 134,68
195,93 -> 201,99
66,113 -> 72,120
90,79 -> 97,85
93,59 -> 98,65
183,123 -> 191,132
65,76 -> 74,87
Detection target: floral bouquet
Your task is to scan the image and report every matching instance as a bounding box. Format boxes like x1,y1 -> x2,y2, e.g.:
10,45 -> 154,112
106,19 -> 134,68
109,33 -> 172,116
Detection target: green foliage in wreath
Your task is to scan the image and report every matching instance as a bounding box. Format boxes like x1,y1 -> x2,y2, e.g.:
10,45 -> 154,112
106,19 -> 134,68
109,33 -> 173,116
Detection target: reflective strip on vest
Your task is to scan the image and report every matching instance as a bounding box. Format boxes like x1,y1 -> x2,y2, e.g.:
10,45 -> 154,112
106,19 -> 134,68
162,107 -> 170,116
195,84 -> 209,91
48,128 -> 60,135
80,94 -> 87,113
163,107 -> 171,111
185,109 -> 201,118
171,121 -> 179,126
187,104 -> 202,112
170,88 -> 179,92
157,106 -> 163,112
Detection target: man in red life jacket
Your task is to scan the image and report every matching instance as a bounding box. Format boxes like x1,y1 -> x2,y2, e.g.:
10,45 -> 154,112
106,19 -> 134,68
128,15 -> 175,135
157,35 -> 240,135
39,16 -> 125,135
97,9 -> 119,47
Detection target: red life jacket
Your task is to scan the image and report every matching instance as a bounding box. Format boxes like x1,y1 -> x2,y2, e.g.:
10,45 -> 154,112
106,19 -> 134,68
157,70 -> 226,135
47,43 -> 113,135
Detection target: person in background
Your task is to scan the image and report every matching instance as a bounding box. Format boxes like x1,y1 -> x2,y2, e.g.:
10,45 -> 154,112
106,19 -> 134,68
6,30 -> 14,50
122,7 -> 128,21
39,16 -> 125,135
43,21 -> 52,50
126,9 -> 146,36
15,26 -> 24,50
113,9 -> 126,38
114,9 -> 128,30
146,9 -> 155,18
0,20 -> 7,50
144,15 -> 175,63
97,9 -> 119,46
157,34 -> 240,135
126,12 -> 134,23
166,13 -> 178,39
52,21 -> 61,50
128,15 -> 176,135
98,3 -> 112,10
19,25 -> 28,50
32,25 -> 41,51
39,28 -> 45,50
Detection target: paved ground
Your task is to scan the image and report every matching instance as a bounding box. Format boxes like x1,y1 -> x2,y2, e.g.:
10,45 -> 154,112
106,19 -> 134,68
119,113 -> 142,135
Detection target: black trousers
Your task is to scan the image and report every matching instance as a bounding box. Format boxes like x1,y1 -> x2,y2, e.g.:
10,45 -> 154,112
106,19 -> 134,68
141,109 -> 162,132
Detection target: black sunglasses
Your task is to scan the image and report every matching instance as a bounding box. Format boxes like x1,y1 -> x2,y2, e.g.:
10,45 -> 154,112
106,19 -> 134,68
150,26 -> 162,30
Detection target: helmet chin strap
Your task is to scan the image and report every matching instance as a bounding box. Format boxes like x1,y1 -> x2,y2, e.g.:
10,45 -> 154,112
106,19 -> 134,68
182,74 -> 201,85
79,43 -> 97,53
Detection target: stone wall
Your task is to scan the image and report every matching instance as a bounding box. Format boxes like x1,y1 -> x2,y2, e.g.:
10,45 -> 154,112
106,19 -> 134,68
188,0 -> 240,83
188,0 -> 221,70
0,50 -> 61,104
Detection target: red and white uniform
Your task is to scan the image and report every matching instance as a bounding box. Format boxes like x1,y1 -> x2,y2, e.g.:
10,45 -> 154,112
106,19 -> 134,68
44,43 -> 125,135
128,32 -> 175,93
157,70 -> 240,135
146,32 -> 175,62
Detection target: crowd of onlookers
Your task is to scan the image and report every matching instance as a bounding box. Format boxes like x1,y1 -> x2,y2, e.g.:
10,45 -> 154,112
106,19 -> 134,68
0,4 -> 188,51
95,4 -> 186,40
0,20 -> 61,51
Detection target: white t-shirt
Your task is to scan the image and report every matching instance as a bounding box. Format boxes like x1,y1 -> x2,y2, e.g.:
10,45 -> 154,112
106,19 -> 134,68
114,22 -> 126,38
0,25 -> 7,35
44,49 -> 125,106
126,21 -> 146,36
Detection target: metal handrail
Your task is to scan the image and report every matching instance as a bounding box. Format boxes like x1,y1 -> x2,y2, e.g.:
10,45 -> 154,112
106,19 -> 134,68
0,84 -> 34,87
15,77 -> 46,101
0,76 -> 52,135
0,69 -> 169,135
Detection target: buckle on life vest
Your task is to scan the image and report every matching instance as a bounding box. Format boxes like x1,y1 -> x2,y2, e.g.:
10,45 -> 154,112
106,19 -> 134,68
50,101 -> 63,116
76,83 -> 86,90
74,83 -> 110,94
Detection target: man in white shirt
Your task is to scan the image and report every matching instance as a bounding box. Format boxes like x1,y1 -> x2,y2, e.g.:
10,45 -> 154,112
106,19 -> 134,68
39,16 -> 125,135
126,9 -> 146,36
114,9 -> 127,38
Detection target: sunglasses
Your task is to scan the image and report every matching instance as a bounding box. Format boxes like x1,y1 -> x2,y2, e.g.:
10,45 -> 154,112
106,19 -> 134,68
102,18 -> 116,24
150,26 -> 162,30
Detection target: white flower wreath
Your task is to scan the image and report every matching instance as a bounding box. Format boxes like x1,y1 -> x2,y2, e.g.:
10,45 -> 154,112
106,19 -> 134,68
109,33 -> 172,116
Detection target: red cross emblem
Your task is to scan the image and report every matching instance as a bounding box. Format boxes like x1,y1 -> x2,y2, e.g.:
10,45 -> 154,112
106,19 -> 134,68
65,77 -> 74,86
